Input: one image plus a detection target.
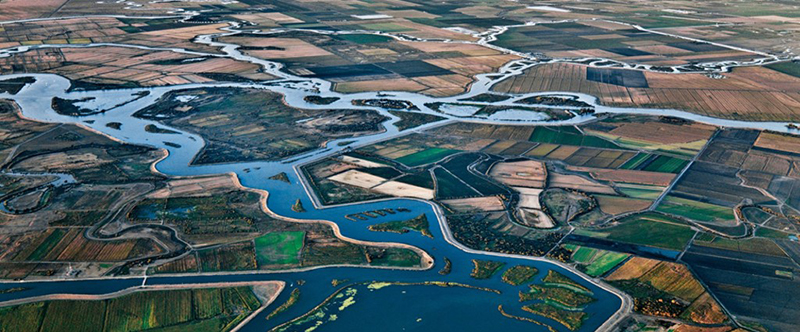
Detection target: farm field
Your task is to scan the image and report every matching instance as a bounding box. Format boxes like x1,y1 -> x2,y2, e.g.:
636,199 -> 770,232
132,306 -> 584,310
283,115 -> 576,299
655,196 -> 736,223
254,232 -> 305,266
492,20 -> 756,67
558,244 -> 631,277
574,212 -> 696,251
606,258 -> 727,325
682,243 -> 800,331
303,157 -> 392,205
219,31 -> 518,97
493,62 -> 800,121
0,285 -> 276,332
0,17 -> 271,88
663,128 -> 800,235
584,115 -> 715,158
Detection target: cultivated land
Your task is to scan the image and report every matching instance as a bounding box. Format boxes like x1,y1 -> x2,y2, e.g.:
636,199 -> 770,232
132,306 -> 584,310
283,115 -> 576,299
3,1 -> 800,331
0,282 -> 283,332
219,31 -> 518,97
493,62 -> 800,122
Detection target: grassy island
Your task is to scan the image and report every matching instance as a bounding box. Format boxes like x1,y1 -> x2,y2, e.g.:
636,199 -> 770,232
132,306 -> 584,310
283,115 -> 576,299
304,95 -> 340,105
269,172 -> 290,183
144,124 -> 179,134
292,199 -> 306,213
520,284 -> 596,308
522,302 -> 587,331
470,259 -> 505,279
439,257 -> 452,275
542,270 -> 592,294
367,214 -> 433,238
266,288 -> 300,320
388,110 -> 446,131
501,265 -> 539,286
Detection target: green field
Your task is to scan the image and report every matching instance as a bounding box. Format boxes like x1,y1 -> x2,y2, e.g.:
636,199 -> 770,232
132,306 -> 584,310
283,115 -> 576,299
434,168 -> 477,198
395,148 -> 459,167
395,171 -> 435,189
694,236 -> 788,257
571,247 -> 598,264
619,152 -> 650,170
575,212 -> 695,251
656,196 -> 735,223
617,184 -> 664,200
641,155 -> 689,173
26,229 -> 66,261
359,22 -> 413,32
254,231 -> 305,266
619,153 -> 688,173
756,227 -> 794,239
0,287 -> 262,332
528,126 -> 620,149
368,247 -> 422,267
766,61 -> 800,78
583,251 -> 629,277
336,33 -> 393,44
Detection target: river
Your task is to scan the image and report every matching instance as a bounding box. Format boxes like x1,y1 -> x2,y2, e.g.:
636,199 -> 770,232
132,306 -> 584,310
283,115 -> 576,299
0,20 -> 795,332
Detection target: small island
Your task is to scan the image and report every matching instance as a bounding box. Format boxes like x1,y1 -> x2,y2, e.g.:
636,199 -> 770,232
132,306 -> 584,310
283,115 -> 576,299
470,259 -> 506,279
367,214 -> 433,238
292,199 -> 306,213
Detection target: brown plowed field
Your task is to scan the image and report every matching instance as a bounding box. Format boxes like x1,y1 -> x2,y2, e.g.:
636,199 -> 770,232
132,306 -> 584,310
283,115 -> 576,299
493,63 -> 800,121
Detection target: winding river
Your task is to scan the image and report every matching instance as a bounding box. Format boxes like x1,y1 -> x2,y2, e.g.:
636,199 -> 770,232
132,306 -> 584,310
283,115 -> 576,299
0,17 -> 796,332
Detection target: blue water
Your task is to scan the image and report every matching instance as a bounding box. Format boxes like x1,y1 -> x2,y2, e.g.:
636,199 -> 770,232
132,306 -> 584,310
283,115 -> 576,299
0,185 -> 623,331
0,74 -> 626,332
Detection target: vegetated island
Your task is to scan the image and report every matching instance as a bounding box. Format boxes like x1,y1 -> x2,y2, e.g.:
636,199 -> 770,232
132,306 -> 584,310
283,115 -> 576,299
470,259 -> 506,279
292,199 -> 306,213
105,122 -> 122,130
519,284 -> 596,308
542,270 -> 592,294
501,265 -> 539,286
266,288 -> 300,320
388,110 -> 446,131
522,302 -> 588,331
438,257 -> 452,275
144,124 -> 179,134
269,172 -> 291,183
367,213 -> 433,238
304,95 -> 340,105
